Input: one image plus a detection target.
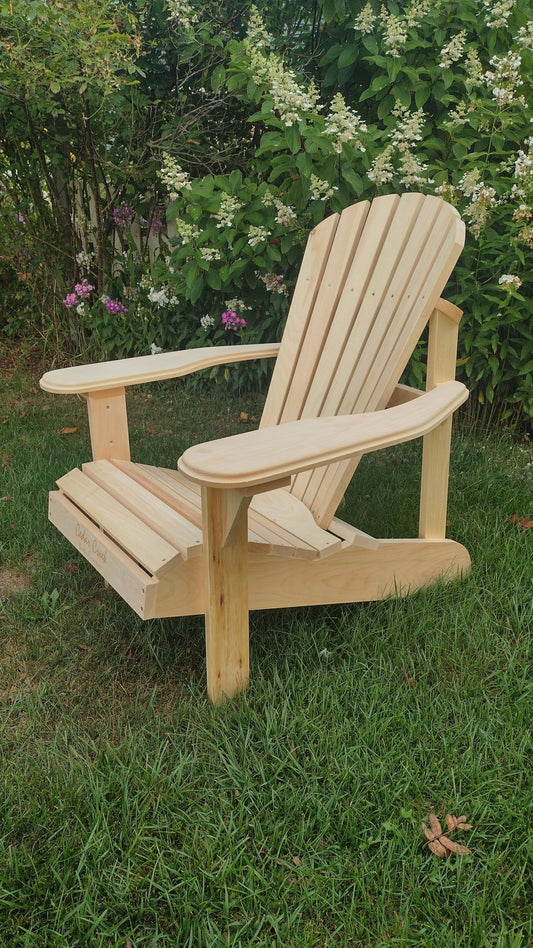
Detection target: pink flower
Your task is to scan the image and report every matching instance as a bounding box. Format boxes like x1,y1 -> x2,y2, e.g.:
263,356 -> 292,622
105,298 -> 128,315
221,310 -> 246,331
74,278 -> 95,299
63,293 -> 78,308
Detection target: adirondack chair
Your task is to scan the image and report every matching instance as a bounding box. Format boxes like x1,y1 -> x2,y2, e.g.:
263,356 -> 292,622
40,192 -> 470,703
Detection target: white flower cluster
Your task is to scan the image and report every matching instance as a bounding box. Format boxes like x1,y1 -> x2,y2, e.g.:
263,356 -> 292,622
390,102 -> 425,148
147,287 -> 179,307
275,202 -> 297,227
174,218 -> 200,244
444,101 -> 472,128
76,249 -> 93,269
516,22 -> 533,49
379,7 -> 408,57
482,0 -> 515,29
367,147 -> 395,186
248,225 -> 270,247
353,2 -> 376,34
405,0 -> 432,28
245,9 -> 321,126
368,103 -> 430,188
245,5 -> 271,49
309,174 -> 337,201
438,30 -> 467,69
498,273 -> 522,290
199,247 -> 221,261
324,92 -> 367,154
215,193 -> 243,229
514,136 -> 533,181
260,190 -> 296,227
159,153 -> 192,200
483,53 -> 523,105
166,0 -> 198,31
464,48 -> 485,86
200,314 -> 215,329
224,297 -> 251,314
458,169 -> 497,237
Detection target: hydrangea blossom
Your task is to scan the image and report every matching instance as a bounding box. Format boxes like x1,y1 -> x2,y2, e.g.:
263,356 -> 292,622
482,0 -> 515,29
309,174 -> 337,201
438,31 -> 467,69
324,93 -> 367,154
199,247 -> 221,261
483,53 -> 523,105
498,273 -> 522,290
245,7 -> 321,127
353,3 -> 376,34
159,153 -> 192,199
248,225 -> 270,247
215,193 -> 243,229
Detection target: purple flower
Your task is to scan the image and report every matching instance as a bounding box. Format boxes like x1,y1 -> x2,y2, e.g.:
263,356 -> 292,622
105,298 -> 128,316
221,310 -> 246,331
63,293 -> 78,308
111,203 -> 135,227
74,278 -> 95,299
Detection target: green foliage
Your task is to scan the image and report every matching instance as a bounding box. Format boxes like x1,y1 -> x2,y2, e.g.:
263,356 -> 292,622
1,0 -> 532,423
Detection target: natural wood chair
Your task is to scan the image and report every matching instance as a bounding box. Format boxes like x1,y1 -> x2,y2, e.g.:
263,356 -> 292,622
41,192 -> 470,703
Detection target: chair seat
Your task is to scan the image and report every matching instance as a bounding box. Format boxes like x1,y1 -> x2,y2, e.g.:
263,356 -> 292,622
52,459 -> 346,577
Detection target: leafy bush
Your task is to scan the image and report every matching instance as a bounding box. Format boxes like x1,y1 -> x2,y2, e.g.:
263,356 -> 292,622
1,0 -> 532,424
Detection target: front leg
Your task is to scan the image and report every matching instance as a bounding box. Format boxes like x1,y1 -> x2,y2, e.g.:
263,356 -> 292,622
201,486 -> 251,703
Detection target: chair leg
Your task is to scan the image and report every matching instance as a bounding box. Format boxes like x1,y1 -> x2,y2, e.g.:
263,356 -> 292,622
201,486 -> 250,703
419,417 -> 452,540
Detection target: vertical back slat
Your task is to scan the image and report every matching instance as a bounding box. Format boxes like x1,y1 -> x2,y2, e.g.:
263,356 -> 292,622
277,200 -> 371,425
260,212 -> 339,429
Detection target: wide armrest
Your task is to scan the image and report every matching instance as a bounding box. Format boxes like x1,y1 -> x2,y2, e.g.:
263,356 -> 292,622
179,381 -> 468,489
40,343 -> 280,394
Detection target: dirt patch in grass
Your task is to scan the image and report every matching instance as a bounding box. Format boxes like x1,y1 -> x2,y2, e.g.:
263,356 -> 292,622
0,566 -> 32,599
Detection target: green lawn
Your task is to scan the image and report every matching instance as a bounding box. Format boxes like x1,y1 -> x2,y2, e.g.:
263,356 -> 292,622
1,347 -> 531,947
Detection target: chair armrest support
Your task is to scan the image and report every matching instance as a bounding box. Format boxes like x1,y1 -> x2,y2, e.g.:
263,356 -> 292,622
178,381 -> 468,490
40,343 -> 280,394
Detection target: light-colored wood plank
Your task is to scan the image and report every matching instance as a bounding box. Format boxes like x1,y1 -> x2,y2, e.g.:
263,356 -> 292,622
48,491 -> 159,618
82,460 -> 203,558
146,538 -> 471,618
419,301 -> 463,539
178,381 -> 468,489
86,388 -> 130,462
271,201 -> 371,426
328,517 -> 379,550
250,489 -> 341,557
56,468 -> 181,577
202,487 -> 249,703
261,212 -> 340,427
40,343 -> 280,394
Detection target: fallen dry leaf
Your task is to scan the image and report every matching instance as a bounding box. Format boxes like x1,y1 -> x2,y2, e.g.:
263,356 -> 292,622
422,812 -> 473,859
506,513 -> 533,530
59,426 -> 78,435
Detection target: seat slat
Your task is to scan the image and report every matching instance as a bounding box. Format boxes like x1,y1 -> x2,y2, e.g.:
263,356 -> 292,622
113,461 -> 333,559
56,469 -> 181,577
82,460 -> 202,559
